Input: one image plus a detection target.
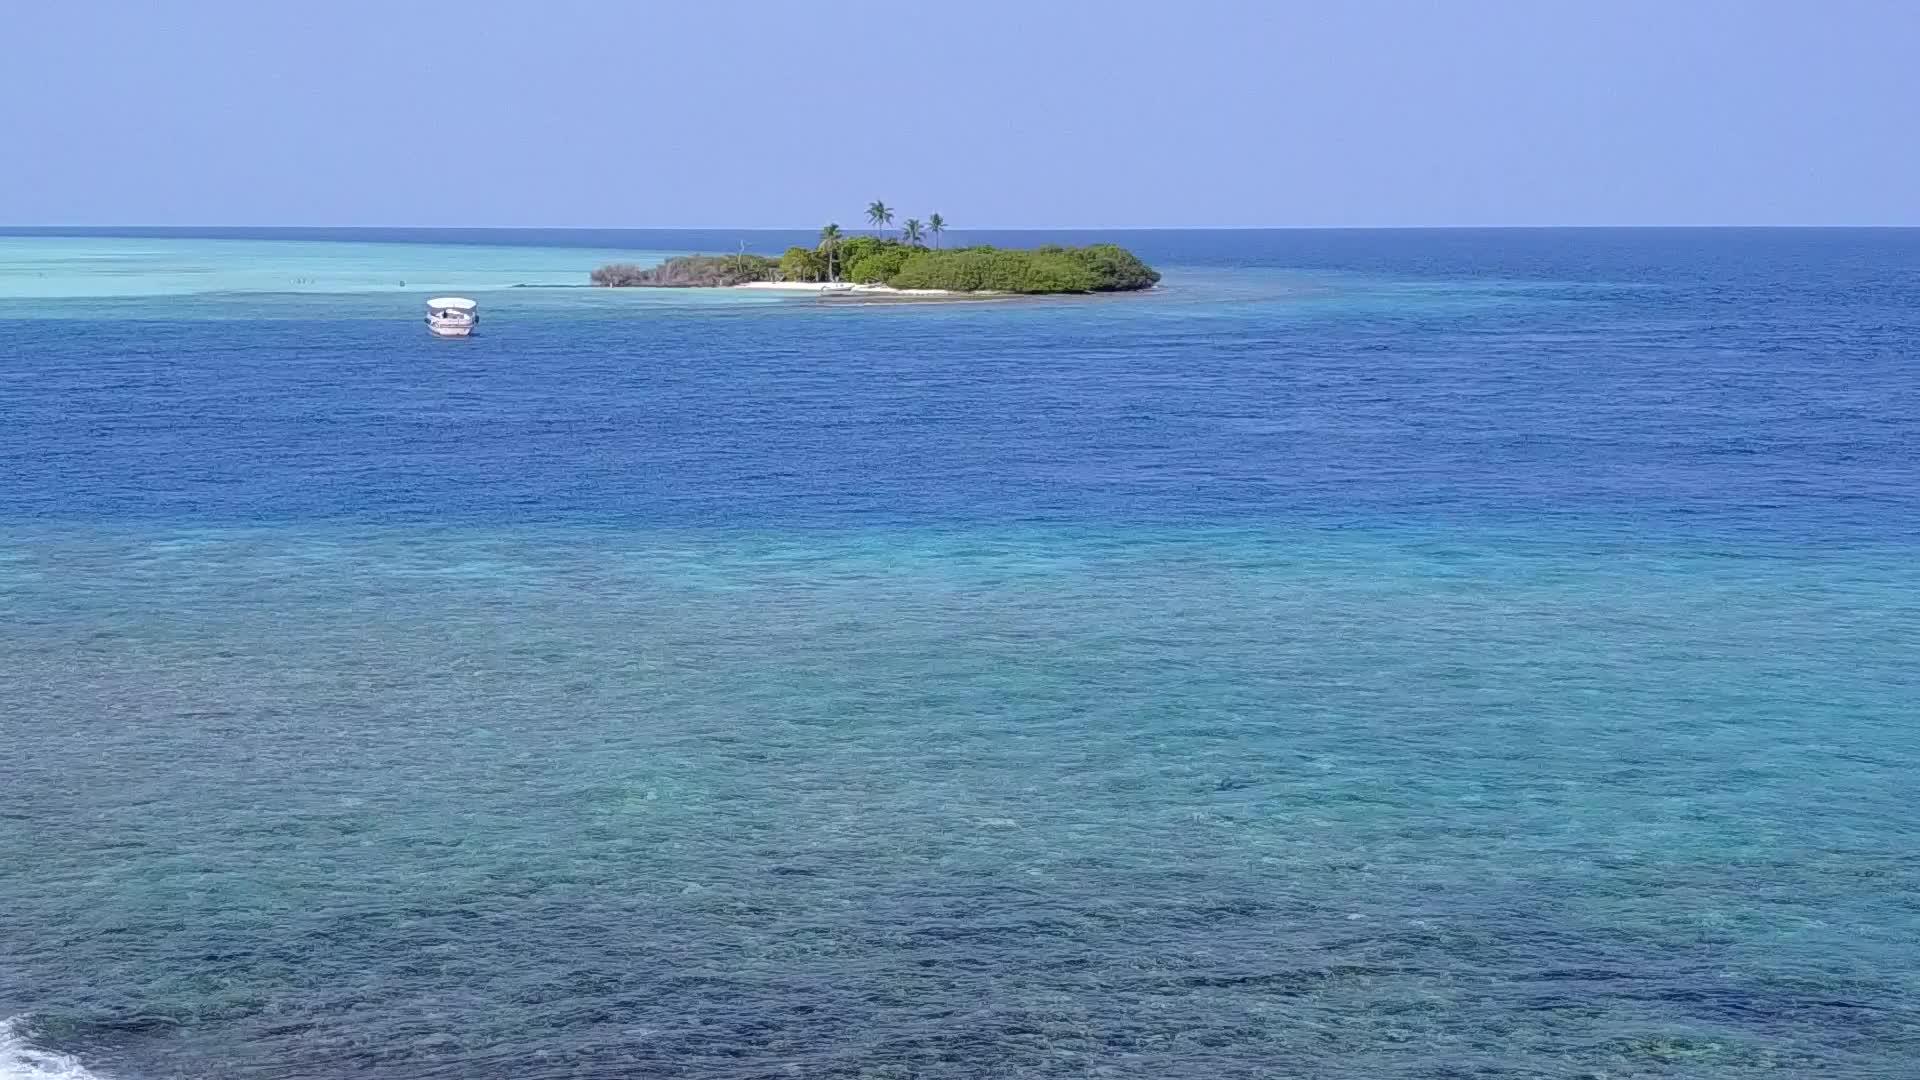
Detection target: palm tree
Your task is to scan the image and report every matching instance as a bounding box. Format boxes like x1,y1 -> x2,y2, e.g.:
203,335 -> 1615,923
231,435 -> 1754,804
928,213 -> 945,249
819,223 -> 842,282
866,200 -> 894,239
902,219 -> 925,248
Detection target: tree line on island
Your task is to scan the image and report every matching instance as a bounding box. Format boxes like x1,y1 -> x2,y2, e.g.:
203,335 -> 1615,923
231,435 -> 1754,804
591,201 -> 1160,294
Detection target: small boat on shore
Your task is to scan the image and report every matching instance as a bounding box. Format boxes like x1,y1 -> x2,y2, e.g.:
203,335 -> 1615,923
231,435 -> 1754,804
426,297 -> 477,337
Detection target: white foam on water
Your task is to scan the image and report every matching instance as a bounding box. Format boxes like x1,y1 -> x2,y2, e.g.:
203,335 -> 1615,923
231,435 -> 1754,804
0,1020 -> 108,1080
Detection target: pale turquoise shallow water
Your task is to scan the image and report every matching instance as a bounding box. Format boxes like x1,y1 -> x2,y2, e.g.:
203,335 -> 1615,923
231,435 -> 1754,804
3,229 -> 1918,1078
0,236 -> 680,299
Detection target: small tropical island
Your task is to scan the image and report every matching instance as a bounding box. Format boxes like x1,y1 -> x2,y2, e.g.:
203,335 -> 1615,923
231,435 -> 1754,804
591,201 -> 1160,296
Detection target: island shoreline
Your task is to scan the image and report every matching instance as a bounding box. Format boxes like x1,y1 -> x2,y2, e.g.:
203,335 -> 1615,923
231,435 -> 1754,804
729,281 -> 1018,303
589,224 -> 1160,296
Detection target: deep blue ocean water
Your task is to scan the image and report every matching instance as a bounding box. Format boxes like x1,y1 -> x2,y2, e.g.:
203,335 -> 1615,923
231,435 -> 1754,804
2,228 -> 1917,1079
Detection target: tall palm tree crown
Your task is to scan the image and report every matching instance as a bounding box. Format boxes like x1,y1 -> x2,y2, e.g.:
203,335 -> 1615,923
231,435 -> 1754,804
927,213 -> 945,249
819,223 -> 842,282
866,200 -> 894,238
902,219 -> 925,248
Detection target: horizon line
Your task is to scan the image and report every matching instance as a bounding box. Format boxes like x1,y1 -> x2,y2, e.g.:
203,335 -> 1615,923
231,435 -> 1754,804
5,223 -> 1920,233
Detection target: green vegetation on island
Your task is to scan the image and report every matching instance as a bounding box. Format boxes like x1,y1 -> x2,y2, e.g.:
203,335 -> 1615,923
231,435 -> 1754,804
780,234 -> 1159,294
592,203 -> 1161,294
590,252 -> 778,287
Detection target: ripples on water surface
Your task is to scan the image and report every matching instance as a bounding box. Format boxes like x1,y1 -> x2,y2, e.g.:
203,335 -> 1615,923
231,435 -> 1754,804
2,228 -> 1918,1078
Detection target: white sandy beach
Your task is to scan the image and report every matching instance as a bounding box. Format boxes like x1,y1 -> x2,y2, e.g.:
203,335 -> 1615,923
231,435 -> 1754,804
732,281 -> 973,297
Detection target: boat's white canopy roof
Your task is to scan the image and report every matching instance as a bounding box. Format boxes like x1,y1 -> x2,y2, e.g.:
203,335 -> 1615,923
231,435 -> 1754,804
427,297 -> 478,310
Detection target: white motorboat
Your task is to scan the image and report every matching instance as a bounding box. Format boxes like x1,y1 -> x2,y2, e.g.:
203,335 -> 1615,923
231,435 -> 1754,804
426,297 -> 478,337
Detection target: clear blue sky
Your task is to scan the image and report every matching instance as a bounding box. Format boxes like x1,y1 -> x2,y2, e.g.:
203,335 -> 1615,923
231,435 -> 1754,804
6,0 -> 1917,227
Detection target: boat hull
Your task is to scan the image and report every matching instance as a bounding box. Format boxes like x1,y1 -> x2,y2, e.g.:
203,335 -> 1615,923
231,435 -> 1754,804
426,318 -> 475,337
